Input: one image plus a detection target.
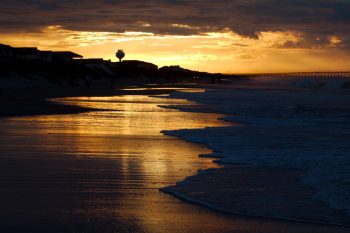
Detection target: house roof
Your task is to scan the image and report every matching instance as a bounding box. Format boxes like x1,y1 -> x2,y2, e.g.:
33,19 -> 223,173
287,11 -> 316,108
0,44 -> 82,57
122,60 -> 158,68
52,51 -> 83,58
80,58 -> 104,63
14,47 -> 40,54
0,44 -> 13,49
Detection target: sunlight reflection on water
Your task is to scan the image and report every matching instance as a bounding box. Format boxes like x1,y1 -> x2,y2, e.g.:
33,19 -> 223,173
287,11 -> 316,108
120,87 -> 206,93
0,90 -> 345,233
0,92 -> 233,232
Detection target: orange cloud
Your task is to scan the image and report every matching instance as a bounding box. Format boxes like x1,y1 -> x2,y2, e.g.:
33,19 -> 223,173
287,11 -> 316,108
1,25 -> 349,73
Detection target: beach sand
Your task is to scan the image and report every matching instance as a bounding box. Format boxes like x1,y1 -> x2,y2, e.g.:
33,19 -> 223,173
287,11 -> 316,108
0,83 -> 196,118
1,80 -> 349,232
162,165 -> 350,225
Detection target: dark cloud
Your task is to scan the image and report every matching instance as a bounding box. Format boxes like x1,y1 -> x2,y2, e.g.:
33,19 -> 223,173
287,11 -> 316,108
0,0 -> 349,48
232,43 -> 250,47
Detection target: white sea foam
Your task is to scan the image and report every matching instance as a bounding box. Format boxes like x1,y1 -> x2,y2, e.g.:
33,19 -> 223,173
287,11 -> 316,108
163,77 -> 350,217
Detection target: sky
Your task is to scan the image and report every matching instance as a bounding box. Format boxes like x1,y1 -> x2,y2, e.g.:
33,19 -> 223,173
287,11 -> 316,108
1,0 -> 350,73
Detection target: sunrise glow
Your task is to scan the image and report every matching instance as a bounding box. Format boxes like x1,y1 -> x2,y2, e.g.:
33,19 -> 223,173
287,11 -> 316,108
1,25 -> 349,73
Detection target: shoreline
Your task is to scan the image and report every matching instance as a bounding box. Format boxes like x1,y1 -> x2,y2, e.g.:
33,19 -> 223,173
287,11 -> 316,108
160,186 -> 350,228
3,81 -> 350,229
160,166 -> 350,227
1,84 -> 258,233
158,80 -> 350,227
161,128 -> 350,227
0,84 -> 199,118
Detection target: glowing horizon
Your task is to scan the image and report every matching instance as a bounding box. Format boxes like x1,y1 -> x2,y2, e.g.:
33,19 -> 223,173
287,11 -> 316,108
1,1 -> 350,73
1,25 -> 349,74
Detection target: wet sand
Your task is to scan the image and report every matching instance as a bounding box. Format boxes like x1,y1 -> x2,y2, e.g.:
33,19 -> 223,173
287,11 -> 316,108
0,84 -> 195,117
162,165 -> 350,225
0,87 -> 349,232
160,81 -> 350,228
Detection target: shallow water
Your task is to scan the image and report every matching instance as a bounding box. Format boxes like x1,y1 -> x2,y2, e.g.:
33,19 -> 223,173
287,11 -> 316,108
0,90 -> 348,232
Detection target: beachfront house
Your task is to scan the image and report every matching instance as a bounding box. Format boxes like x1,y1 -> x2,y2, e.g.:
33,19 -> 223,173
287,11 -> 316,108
0,44 -> 14,62
81,58 -> 117,78
1,44 -> 83,62
39,51 -> 54,62
14,47 -> 41,60
51,51 -> 83,61
122,60 -> 158,71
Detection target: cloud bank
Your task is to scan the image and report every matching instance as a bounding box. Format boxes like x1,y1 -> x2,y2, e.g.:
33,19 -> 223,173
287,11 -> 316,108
1,0 -> 349,72
0,0 -> 349,48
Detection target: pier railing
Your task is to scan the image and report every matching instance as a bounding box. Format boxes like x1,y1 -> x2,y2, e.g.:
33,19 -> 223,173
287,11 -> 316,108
236,72 -> 350,78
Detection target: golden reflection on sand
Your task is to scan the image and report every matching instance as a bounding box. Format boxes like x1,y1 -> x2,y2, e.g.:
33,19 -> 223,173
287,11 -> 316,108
0,91 -> 238,232
4,94 -> 229,179
1,93 -> 348,232
120,87 -> 206,93
48,95 -> 231,135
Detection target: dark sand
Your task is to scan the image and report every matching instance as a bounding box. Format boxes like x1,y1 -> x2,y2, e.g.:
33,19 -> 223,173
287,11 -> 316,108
162,165 -> 350,226
0,84 -> 349,232
0,85 -> 191,117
